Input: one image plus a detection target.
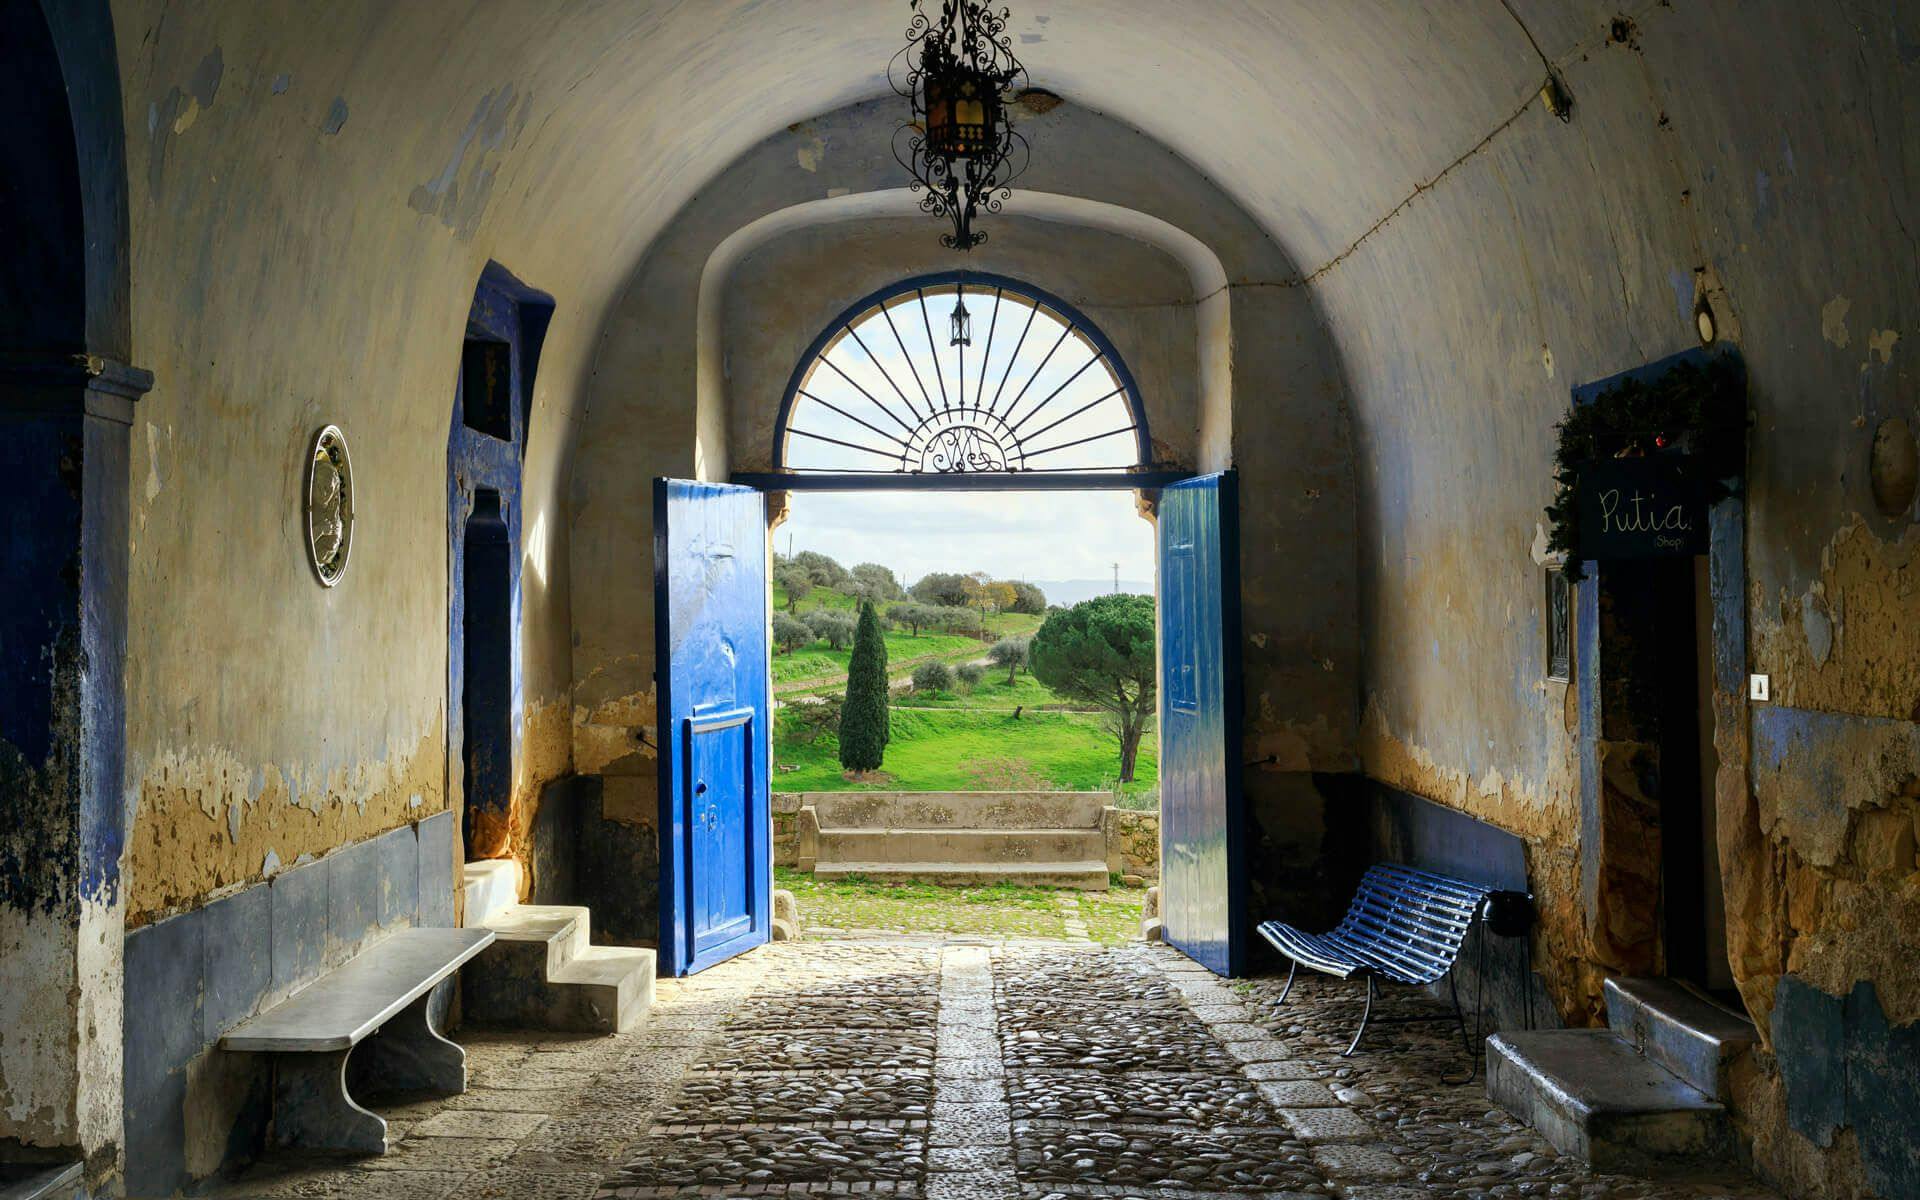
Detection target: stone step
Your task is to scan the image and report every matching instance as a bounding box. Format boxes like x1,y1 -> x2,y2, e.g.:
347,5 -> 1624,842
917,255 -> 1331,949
1486,1030 -> 1731,1176
817,827 -> 1106,865
0,1161 -> 82,1200
801,791 -> 1108,831
463,904 -> 654,1033
1604,977 -> 1757,1102
485,903 -> 592,974
813,860 -> 1111,890
460,858 -> 521,928
550,945 -> 657,1033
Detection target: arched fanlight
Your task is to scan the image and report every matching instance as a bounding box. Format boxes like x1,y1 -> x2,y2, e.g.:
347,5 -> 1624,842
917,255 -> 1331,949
777,276 -> 1150,477
890,1 -> 1031,251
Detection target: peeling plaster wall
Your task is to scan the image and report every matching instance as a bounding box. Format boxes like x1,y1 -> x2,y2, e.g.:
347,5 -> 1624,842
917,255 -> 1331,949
77,1 -> 1920,1191
1311,5 -> 1920,1194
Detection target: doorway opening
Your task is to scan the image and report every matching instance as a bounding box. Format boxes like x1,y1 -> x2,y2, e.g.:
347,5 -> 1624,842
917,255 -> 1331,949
770,486 -> 1159,941
462,490 -> 513,836
656,272 -> 1247,976
1595,556 -> 1734,997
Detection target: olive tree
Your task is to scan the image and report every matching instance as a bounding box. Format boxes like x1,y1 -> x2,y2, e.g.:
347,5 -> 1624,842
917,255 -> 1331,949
988,636 -> 1029,683
772,612 -> 813,653
804,609 -> 857,650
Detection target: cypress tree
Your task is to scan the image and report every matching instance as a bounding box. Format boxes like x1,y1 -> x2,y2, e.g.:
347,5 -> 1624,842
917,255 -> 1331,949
839,601 -> 890,772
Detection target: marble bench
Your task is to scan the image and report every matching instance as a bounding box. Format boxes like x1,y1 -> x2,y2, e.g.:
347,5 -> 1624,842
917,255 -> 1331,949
220,926 -> 496,1154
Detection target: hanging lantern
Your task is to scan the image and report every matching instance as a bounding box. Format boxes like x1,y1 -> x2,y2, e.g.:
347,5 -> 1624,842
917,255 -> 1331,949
891,1 -> 1030,251
950,291 -> 972,346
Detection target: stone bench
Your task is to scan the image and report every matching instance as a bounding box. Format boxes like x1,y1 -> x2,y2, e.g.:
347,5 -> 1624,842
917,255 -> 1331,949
219,926 -> 495,1154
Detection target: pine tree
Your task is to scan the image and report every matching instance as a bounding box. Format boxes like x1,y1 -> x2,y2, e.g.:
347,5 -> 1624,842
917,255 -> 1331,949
839,601 -> 890,772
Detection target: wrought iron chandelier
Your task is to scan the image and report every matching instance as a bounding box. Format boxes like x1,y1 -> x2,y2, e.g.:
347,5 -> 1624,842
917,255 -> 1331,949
890,0 -> 1031,251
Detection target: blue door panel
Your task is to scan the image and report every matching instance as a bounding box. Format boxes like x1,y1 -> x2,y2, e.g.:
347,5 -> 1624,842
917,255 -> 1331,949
655,480 -> 771,976
1157,471 -> 1247,977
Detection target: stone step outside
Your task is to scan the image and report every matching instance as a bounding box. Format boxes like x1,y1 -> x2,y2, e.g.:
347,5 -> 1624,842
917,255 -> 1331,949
816,827 -> 1106,865
0,1160 -> 83,1200
484,903 -> 591,975
464,903 -> 654,1034
800,790 -> 1108,831
813,859 -> 1111,890
549,945 -> 657,1033
459,858 -> 522,928
1603,976 -> 1758,1102
1486,1029 -> 1731,1176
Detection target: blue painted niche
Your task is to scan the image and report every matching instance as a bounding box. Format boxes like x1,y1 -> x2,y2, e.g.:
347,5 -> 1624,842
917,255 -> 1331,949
447,262 -> 553,857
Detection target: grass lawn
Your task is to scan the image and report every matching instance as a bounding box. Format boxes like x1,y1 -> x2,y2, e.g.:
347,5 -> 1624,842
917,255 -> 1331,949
776,867 -> 1147,945
772,629 -> 982,684
892,672 -> 1082,710
774,704 -> 1157,797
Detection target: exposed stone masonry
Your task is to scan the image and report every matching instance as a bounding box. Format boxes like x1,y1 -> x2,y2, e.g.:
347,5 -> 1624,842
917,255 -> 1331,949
215,939 -> 1787,1199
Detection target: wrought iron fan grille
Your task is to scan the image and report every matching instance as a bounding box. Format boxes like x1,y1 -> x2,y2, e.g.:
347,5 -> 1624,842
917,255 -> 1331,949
775,273 -> 1150,479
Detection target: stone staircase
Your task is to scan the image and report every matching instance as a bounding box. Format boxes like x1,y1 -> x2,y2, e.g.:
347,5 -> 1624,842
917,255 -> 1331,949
798,791 -> 1112,890
1487,977 -> 1758,1176
458,859 -> 655,1033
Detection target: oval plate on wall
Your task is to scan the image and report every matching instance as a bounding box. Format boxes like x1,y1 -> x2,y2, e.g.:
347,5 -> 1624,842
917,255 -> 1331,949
306,425 -> 354,586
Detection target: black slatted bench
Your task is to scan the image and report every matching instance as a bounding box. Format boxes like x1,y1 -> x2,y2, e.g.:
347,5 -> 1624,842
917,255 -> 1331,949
1257,863 -> 1494,1057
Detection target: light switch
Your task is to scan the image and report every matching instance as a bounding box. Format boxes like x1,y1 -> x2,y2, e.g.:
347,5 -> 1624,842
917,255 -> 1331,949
1749,674 -> 1770,702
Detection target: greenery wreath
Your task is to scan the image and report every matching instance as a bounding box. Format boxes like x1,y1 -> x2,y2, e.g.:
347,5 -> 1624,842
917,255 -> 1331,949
1545,354 -> 1746,580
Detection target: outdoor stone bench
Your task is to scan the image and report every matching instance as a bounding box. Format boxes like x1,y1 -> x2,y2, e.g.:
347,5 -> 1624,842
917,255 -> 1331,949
219,926 -> 495,1155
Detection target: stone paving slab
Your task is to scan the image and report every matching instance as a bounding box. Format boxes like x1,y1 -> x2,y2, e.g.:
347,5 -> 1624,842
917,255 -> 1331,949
1002,1024 -> 1241,1073
661,1070 -> 934,1125
604,1124 -> 925,1187
1011,1125 -> 1325,1193
693,1028 -> 935,1073
1006,1069 -> 1283,1126
210,938 -> 1789,1200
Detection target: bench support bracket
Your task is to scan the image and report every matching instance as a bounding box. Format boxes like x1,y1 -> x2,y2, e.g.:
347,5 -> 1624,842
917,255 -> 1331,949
272,1050 -> 387,1155
352,984 -> 467,1095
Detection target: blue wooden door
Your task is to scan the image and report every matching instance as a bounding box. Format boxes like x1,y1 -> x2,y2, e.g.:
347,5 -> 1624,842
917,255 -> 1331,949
1157,471 -> 1247,976
654,479 -> 771,975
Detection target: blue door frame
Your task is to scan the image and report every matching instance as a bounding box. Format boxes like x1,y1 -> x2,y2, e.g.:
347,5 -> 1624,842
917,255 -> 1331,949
654,479 -> 773,975
1157,471 -> 1248,976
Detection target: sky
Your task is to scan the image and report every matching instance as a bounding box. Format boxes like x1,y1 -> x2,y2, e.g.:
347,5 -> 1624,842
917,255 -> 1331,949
780,489 -> 1155,590
786,286 -> 1139,475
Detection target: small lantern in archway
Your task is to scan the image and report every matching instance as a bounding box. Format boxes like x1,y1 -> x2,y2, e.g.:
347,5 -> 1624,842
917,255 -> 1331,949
891,1 -> 1030,251
950,291 -> 972,346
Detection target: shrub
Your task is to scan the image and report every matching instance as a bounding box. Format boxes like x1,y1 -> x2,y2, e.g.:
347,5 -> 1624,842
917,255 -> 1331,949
956,662 -> 985,689
911,660 -> 954,694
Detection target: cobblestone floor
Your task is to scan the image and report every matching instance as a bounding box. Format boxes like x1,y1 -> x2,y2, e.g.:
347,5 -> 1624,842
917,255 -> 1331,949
215,939 -> 1783,1200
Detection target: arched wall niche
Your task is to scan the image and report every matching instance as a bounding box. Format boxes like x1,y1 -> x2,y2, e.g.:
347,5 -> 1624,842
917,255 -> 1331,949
569,93 -> 1360,941
713,209 -> 1209,476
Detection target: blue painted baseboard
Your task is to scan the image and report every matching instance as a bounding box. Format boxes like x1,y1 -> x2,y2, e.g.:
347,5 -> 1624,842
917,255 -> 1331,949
121,811 -> 456,1197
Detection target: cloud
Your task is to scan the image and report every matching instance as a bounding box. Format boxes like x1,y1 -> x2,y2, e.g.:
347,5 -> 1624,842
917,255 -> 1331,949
782,490 -> 1154,584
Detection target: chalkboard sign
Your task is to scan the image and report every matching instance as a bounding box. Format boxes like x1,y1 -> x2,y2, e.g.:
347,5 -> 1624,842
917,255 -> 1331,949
1576,457 -> 1709,559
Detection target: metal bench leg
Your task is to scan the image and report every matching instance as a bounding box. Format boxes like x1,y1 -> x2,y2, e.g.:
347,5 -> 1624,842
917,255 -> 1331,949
354,981 -> 467,1095
1342,975 -> 1376,1057
1276,959 -> 1299,1006
272,1049 -> 388,1155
